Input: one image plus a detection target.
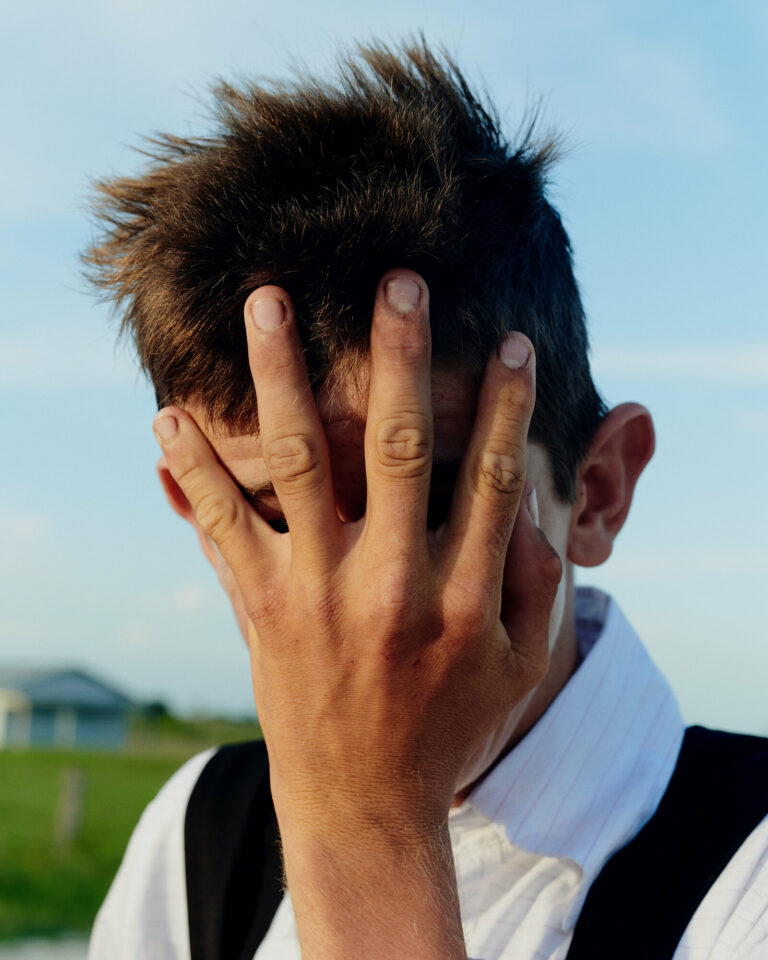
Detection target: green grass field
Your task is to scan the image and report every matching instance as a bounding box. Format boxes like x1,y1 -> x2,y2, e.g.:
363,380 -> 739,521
0,717 -> 262,941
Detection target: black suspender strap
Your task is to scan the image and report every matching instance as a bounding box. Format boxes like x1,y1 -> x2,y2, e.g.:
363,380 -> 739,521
566,725 -> 768,960
184,740 -> 283,960
184,727 -> 768,960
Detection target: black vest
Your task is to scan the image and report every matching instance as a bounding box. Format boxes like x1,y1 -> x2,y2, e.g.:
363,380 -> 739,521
184,726 -> 768,960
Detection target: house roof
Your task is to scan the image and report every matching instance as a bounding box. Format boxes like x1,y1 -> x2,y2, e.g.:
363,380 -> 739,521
0,667 -> 135,711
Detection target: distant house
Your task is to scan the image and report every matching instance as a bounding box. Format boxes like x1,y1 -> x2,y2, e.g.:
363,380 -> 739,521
0,667 -> 135,750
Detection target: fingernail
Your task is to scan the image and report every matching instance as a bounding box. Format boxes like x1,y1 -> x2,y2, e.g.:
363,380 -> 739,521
526,486 -> 540,526
251,297 -> 285,330
154,413 -> 178,442
500,333 -> 530,369
385,277 -> 421,312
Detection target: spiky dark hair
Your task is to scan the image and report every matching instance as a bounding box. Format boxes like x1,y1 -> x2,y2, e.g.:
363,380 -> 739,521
83,40 -> 605,500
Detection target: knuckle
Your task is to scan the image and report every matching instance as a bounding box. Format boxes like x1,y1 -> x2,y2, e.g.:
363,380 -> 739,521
378,582 -> 409,615
374,415 -> 432,477
369,571 -> 416,625
448,581 -> 497,632
266,433 -> 322,486
306,589 -> 338,628
248,588 -> 296,639
196,491 -> 240,543
294,577 -> 340,628
247,580 -> 283,625
472,448 -> 526,501
173,456 -> 205,492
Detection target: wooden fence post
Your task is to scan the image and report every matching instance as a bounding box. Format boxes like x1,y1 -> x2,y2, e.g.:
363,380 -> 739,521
54,766 -> 87,857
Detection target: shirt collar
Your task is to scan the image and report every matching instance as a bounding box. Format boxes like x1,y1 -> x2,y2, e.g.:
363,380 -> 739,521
461,587 -> 685,884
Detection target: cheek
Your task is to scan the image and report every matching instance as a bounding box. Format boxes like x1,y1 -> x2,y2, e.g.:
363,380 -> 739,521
548,574 -> 567,652
535,500 -> 572,653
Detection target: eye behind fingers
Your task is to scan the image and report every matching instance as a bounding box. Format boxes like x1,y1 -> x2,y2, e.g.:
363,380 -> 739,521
241,488 -> 290,534
427,461 -> 461,530
253,503 -> 289,534
266,516 -> 289,534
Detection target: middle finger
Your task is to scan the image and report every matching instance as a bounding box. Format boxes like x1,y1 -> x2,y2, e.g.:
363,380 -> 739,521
363,270 -> 433,557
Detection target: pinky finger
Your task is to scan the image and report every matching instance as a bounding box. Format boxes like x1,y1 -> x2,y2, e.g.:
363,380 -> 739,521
500,488 -> 563,684
152,408 -> 276,580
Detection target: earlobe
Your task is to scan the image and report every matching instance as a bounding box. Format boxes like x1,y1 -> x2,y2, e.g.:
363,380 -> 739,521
567,403 -> 655,568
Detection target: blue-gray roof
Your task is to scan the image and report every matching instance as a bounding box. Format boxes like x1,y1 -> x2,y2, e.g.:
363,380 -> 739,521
0,667 -> 134,711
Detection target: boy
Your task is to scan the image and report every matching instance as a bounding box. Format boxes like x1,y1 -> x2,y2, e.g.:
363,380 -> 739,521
85,41 -> 768,960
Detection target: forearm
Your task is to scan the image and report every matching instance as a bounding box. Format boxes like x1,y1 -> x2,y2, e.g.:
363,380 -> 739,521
154,273 -> 555,958
281,817 -> 466,960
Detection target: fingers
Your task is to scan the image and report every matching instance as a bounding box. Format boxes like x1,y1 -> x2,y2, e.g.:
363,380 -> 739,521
363,270 -> 433,555
152,407 -> 276,581
500,488 -> 563,679
245,287 -> 341,571
440,333 -> 535,594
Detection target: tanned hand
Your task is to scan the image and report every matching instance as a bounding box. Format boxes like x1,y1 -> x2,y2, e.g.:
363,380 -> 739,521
153,270 -> 562,960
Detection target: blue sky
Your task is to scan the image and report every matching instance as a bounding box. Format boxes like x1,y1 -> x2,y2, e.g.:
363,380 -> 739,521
2,0 -> 767,729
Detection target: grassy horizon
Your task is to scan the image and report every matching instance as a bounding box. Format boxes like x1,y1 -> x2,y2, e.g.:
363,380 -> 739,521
0,715 -> 263,941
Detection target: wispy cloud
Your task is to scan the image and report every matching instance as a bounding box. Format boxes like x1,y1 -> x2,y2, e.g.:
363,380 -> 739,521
118,623 -> 153,649
485,2 -> 738,158
605,545 -> 768,579
574,38 -> 736,155
592,342 -> 768,382
0,335 -> 142,392
0,508 -> 54,579
734,408 -> 768,435
0,507 -> 50,541
172,584 -> 209,612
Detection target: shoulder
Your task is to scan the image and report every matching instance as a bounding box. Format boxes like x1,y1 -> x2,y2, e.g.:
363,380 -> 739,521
678,812 -> 768,957
675,728 -> 768,957
88,748 -> 216,960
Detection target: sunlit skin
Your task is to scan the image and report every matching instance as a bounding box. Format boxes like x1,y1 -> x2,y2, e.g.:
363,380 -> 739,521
162,371 -> 579,794
154,269 -> 654,960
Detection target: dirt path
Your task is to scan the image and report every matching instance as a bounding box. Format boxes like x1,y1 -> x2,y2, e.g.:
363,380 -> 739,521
0,938 -> 88,959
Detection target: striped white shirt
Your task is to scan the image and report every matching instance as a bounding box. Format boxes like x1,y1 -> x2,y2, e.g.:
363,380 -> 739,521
89,589 -> 768,959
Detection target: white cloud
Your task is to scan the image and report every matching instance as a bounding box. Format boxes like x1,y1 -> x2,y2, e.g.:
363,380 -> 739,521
0,334 -> 142,391
592,341 -> 768,382
734,408 -> 768,435
117,623 -> 153,649
576,38 -> 735,155
481,3 -> 738,158
604,545 -> 768,579
172,584 -> 209,612
0,507 -> 50,541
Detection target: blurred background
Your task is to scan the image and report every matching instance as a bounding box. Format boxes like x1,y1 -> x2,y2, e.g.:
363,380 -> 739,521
1,0 -> 766,950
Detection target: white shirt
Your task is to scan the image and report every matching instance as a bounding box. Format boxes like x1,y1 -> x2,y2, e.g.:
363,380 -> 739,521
88,589 -> 768,959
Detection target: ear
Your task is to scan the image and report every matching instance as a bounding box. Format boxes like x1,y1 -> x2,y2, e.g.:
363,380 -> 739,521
567,403 -> 655,568
156,457 -> 220,570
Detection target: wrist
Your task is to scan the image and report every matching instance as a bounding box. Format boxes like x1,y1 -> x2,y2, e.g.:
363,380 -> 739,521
268,756 -> 456,847
280,816 -> 466,960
